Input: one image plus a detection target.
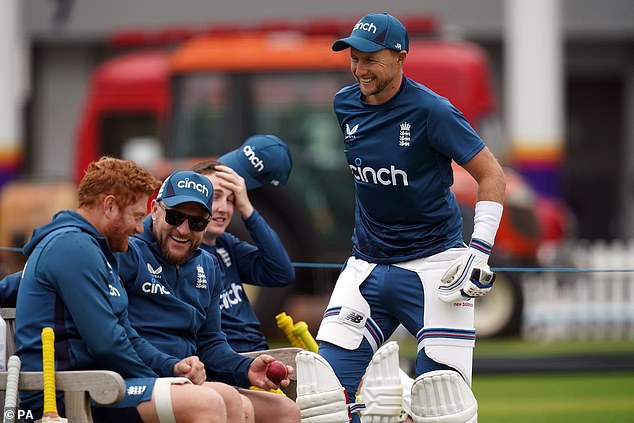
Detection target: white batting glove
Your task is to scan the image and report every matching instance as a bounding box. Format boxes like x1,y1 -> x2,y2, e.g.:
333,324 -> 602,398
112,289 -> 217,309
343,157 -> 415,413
438,239 -> 496,303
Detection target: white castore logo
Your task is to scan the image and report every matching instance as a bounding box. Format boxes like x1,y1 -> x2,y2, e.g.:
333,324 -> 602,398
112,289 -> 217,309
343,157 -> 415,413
143,263 -> 170,295
399,121 -> 411,147
147,263 -> 162,278
242,145 -> 264,172
345,123 -> 359,140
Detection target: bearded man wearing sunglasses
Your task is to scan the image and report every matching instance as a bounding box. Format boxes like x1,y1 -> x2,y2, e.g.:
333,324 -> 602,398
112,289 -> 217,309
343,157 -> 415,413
117,169 -> 301,423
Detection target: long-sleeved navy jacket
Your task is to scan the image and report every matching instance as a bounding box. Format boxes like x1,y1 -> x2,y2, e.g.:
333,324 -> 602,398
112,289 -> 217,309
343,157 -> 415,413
117,216 -> 253,387
15,210 -> 178,378
201,209 -> 295,352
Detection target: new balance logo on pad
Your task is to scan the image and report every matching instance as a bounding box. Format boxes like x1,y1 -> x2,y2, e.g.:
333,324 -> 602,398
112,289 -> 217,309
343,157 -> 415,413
338,306 -> 366,328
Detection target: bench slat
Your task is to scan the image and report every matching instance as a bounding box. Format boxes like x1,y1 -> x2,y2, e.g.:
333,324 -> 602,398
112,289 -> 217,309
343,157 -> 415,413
0,309 -> 126,422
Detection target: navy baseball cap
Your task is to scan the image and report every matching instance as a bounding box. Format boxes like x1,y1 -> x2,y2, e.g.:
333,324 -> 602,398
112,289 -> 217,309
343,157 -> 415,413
333,13 -> 409,53
156,170 -> 214,215
219,135 -> 293,190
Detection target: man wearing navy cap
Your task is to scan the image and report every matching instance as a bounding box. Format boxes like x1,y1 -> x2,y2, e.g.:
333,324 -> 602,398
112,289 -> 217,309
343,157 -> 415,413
118,169 -> 300,423
192,135 -> 295,354
296,13 -> 506,423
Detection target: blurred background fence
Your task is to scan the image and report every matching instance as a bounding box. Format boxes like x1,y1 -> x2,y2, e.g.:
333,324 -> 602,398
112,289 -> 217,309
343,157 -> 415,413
522,240 -> 634,341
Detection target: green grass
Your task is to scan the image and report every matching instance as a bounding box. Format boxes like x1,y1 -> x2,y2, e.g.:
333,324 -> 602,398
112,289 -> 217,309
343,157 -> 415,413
391,337 -> 634,359
397,338 -> 634,421
475,372 -> 634,422
474,338 -> 634,358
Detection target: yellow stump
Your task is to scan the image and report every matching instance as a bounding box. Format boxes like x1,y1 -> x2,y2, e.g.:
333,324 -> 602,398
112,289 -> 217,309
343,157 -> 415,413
276,312 -> 306,349
292,321 -> 318,353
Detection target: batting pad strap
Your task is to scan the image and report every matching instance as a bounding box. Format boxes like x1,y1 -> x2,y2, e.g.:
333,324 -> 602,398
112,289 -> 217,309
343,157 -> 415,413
153,377 -> 192,423
471,200 -> 503,247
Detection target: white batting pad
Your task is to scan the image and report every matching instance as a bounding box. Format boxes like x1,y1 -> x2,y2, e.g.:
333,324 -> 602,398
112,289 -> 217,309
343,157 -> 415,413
358,341 -> 403,423
295,351 -> 350,423
410,370 -> 477,423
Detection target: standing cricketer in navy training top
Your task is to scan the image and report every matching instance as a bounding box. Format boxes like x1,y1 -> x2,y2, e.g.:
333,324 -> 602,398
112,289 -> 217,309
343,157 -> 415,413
295,13 -> 506,423
117,169 -> 300,423
14,157 -> 241,423
193,134 -> 295,353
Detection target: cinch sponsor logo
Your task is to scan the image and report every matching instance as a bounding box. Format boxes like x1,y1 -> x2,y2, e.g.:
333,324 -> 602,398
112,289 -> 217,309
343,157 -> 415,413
349,158 -> 409,186
353,21 -> 377,34
219,282 -> 244,310
142,281 -> 171,295
177,178 -> 209,197
242,145 -> 264,172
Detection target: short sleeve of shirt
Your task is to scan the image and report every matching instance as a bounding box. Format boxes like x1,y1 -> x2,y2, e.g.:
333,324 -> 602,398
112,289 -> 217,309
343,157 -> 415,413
427,97 -> 485,165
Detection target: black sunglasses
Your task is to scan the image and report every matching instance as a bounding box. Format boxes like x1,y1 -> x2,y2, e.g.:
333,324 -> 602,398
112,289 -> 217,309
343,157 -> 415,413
158,202 -> 210,232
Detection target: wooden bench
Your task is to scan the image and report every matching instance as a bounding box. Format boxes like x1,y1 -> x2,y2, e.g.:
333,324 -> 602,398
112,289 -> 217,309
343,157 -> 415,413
0,308 -> 126,423
0,307 -> 302,420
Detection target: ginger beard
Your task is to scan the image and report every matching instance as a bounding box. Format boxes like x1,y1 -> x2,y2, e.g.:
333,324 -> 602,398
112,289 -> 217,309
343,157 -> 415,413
104,197 -> 148,253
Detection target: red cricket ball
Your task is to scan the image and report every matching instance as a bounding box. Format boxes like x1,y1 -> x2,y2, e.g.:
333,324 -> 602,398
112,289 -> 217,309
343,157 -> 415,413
266,360 -> 288,385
